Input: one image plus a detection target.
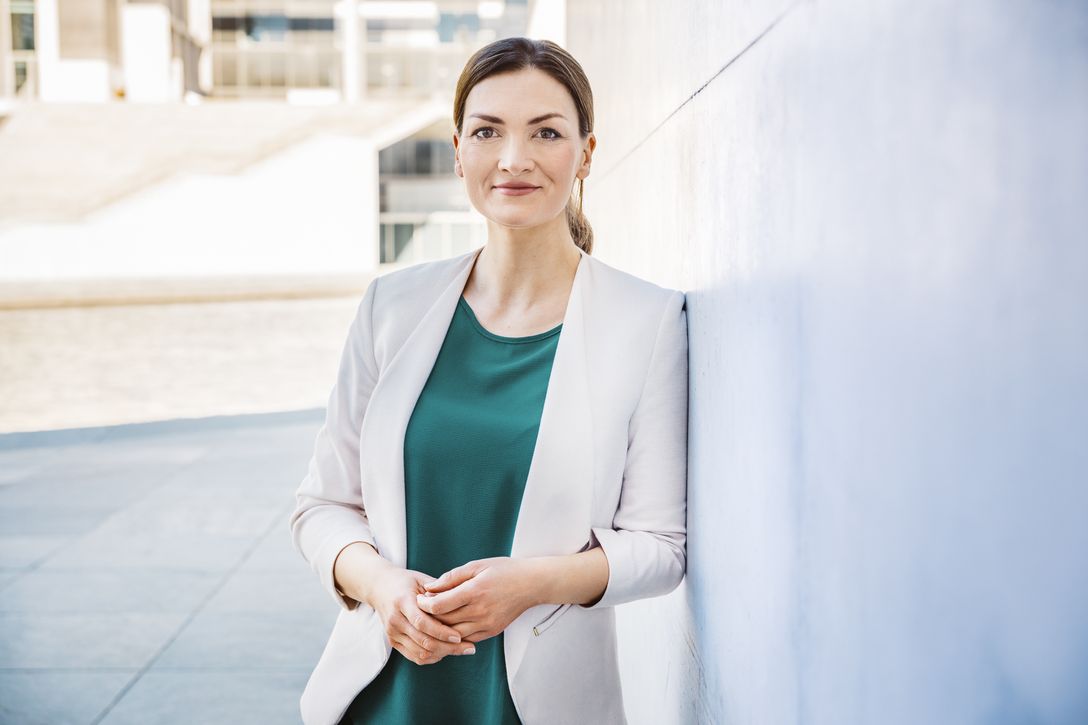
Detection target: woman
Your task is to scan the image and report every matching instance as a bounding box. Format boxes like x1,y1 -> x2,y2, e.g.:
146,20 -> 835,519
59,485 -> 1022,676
289,37 -> 688,725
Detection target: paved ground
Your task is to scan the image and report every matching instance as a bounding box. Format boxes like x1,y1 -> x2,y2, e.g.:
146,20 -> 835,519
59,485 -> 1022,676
0,294 -> 362,434
0,409 -> 336,724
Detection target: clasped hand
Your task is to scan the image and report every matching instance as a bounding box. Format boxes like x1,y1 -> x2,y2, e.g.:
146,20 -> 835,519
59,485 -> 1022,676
374,556 -> 537,667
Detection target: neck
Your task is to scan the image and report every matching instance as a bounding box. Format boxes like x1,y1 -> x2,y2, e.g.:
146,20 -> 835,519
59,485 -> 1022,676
468,216 -> 582,307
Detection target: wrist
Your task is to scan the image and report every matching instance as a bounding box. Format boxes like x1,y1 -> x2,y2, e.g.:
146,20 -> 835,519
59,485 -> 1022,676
334,541 -> 393,608
522,555 -> 560,607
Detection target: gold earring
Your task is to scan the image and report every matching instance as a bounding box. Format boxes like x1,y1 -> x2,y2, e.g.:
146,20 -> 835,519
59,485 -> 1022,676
578,177 -> 584,214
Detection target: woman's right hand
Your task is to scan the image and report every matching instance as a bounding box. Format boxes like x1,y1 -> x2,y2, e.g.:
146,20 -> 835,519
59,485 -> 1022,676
333,542 -> 476,666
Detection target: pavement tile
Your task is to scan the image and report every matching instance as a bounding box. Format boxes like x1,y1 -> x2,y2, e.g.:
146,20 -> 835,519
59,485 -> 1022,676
203,568 -> 332,614
0,449 -> 54,486
97,669 -> 311,725
0,611 -> 188,668
0,668 -> 138,725
38,531 -> 254,571
0,505 -> 121,536
154,609 -> 332,669
243,523 -> 312,573
0,471 -> 158,508
0,567 -> 222,613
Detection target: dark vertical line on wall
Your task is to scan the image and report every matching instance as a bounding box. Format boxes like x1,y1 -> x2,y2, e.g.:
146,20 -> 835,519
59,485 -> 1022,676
597,1 -> 801,184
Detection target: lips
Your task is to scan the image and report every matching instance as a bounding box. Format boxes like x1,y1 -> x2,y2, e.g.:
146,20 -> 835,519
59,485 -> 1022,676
493,183 -> 540,197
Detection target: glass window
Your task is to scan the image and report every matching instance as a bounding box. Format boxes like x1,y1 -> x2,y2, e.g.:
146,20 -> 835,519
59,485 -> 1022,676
393,223 -> 414,261
212,16 -> 240,32
437,12 -> 480,43
246,53 -> 269,87
288,17 -> 334,32
11,11 -> 35,51
316,52 -> 335,87
244,14 -> 288,42
415,140 -> 432,175
269,53 -> 286,86
289,53 -> 317,87
14,61 -> 27,92
215,52 -> 238,86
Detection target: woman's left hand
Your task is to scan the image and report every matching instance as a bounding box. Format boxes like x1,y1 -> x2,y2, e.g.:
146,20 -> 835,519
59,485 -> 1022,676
415,557 -> 540,644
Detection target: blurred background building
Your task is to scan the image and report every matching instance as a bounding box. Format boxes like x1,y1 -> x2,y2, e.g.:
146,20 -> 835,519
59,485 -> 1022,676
0,0 -> 531,291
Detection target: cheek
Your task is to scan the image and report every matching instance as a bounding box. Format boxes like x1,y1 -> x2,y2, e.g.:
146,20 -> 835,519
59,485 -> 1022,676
459,147 -> 489,172
545,147 -> 581,177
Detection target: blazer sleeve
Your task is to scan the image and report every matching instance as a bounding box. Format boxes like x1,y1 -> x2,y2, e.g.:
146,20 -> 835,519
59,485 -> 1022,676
288,276 -> 381,612
579,289 -> 689,610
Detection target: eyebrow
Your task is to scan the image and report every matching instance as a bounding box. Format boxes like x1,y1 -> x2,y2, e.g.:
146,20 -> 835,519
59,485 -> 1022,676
468,112 -> 567,125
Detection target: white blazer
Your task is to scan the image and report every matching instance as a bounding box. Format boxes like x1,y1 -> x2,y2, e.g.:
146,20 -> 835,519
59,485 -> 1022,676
289,244 -> 689,725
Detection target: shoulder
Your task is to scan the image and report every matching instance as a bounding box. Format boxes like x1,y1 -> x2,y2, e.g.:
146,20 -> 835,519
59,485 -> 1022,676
583,253 -> 686,322
373,250 -> 472,297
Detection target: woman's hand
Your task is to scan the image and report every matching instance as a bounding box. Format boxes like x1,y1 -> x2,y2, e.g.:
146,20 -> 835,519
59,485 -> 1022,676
366,564 -> 481,665
334,543 -> 477,666
416,557 -> 541,643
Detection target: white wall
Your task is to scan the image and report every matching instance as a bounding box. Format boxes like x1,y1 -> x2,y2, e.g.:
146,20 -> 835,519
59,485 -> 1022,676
567,1 -> 1088,723
121,2 -> 175,103
35,0 -> 112,102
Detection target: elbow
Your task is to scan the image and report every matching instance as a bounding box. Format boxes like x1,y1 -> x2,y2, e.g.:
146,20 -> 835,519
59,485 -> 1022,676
658,531 -> 687,596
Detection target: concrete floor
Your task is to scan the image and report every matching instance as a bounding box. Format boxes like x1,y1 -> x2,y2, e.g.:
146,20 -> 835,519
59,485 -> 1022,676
0,409 -> 335,724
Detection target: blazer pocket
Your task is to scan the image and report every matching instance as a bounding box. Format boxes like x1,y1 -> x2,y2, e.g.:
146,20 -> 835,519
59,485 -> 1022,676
531,602 -> 573,636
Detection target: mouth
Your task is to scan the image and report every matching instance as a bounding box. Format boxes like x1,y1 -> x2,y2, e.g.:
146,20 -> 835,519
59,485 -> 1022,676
493,184 -> 540,196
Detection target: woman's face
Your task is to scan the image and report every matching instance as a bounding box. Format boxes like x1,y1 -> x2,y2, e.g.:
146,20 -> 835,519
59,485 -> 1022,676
454,67 -> 594,231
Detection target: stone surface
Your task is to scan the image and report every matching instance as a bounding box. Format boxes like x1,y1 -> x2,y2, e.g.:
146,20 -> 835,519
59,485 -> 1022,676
0,409 -> 336,723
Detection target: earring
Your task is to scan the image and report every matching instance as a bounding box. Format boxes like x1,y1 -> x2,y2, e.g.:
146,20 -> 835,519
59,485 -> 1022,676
578,177 -> 584,214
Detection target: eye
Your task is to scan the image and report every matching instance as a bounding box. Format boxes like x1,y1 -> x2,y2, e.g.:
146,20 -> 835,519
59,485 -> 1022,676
538,127 -> 562,140
471,126 -> 497,139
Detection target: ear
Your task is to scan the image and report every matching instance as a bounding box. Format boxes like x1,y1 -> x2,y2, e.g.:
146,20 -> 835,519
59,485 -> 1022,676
453,132 -> 463,178
578,133 -> 596,179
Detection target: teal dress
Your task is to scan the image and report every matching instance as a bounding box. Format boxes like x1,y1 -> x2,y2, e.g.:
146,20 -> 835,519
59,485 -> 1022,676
339,294 -> 562,725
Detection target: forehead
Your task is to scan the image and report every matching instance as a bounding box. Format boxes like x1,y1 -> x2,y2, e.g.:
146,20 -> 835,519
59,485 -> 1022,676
464,68 -> 576,122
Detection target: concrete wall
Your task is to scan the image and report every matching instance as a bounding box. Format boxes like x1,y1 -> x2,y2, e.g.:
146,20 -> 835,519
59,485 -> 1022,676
566,1 -> 1088,723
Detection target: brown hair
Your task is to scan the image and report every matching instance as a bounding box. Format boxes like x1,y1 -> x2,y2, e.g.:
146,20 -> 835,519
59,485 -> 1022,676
453,37 -> 594,255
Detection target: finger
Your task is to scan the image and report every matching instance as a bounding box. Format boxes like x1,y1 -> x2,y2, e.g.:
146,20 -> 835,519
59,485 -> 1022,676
427,600 -> 475,627
450,621 -> 491,643
423,564 -> 476,592
416,585 -> 472,616
398,602 -> 476,658
392,634 -> 440,665
406,600 -> 467,644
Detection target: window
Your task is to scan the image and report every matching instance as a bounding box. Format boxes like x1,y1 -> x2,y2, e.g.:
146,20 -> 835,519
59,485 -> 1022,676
11,8 -> 35,51
244,15 -> 288,42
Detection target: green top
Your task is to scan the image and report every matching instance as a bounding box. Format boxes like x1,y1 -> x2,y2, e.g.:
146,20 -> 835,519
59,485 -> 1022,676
339,295 -> 562,725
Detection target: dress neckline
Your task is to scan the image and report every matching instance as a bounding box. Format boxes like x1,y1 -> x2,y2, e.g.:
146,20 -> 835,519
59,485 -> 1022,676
458,296 -> 563,344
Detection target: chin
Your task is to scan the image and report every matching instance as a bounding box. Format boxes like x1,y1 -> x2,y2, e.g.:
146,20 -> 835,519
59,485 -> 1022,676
486,209 -> 543,228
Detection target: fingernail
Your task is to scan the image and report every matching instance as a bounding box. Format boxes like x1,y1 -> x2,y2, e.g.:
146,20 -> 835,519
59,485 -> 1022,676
448,635 -> 460,643
463,646 -> 475,655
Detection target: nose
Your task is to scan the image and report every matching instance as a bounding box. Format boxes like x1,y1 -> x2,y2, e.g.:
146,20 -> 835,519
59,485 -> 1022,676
498,135 -> 534,175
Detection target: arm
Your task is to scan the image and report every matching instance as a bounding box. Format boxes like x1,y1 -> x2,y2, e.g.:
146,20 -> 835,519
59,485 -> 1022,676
524,546 -> 610,607
578,289 -> 689,610
288,276 -> 384,612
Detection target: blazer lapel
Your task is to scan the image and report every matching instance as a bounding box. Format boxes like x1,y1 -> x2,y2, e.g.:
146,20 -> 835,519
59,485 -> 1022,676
358,246 -> 482,570
504,247 -> 596,683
